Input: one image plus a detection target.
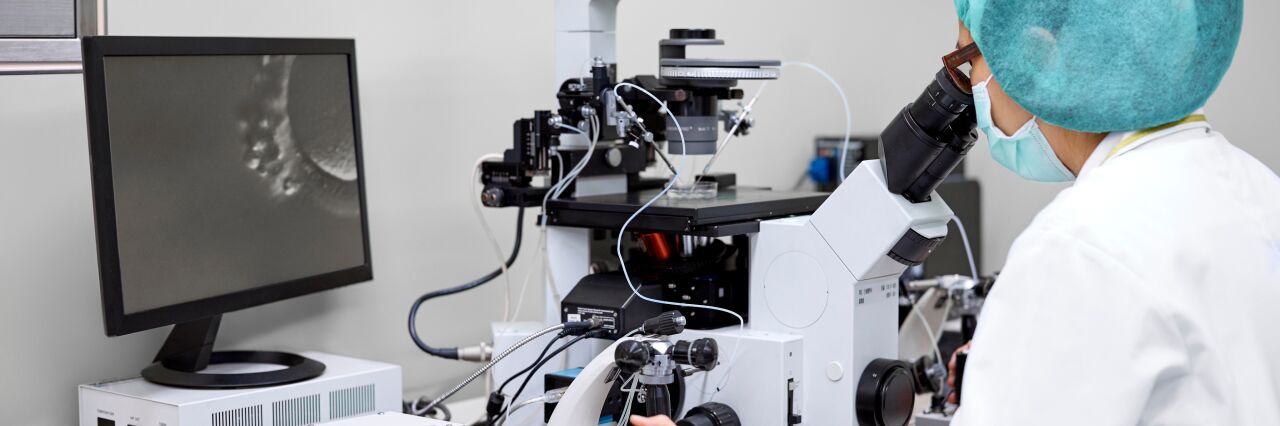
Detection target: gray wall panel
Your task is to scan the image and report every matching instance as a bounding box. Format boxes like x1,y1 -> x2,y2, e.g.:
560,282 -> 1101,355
0,0 -> 76,37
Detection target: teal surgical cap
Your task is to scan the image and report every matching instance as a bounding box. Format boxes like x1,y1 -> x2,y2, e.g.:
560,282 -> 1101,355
955,0 -> 1243,132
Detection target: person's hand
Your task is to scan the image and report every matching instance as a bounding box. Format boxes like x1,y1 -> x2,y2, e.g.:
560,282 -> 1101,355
629,415 -> 677,426
947,341 -> 972,404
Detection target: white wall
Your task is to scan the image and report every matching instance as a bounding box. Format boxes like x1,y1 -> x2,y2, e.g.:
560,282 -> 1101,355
1,1 -> 1275,424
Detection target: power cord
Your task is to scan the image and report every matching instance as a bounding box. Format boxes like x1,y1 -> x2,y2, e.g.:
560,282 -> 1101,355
408,207 -> 526,360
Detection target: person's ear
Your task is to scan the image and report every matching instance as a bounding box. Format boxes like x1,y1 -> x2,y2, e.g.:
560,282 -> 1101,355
958,20 -> 974,45
957,21 -> 990,83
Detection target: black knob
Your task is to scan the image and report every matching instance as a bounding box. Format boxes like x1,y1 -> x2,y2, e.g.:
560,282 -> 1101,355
961,315 -> 978,342
669,28 -> 716,40
676,402 -> 740,426
642,311 -> 687,336
856,359 -> 916,426
673,338 -> 719,371
480,187 -> 504,207
614,340 -> 651,374
646,385 -> 674,418
911,356 -> 939,394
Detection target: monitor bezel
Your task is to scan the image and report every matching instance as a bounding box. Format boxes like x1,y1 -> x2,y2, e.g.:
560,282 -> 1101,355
81,36 -> 374,337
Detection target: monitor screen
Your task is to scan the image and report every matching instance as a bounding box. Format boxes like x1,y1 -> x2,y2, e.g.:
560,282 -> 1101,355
83,38 -> 372,335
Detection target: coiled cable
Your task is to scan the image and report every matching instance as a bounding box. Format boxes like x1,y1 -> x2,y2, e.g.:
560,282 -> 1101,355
408,207 -> 525,360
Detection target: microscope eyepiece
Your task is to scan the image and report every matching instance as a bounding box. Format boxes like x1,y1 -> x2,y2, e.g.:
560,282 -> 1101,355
879,68 -> 979,203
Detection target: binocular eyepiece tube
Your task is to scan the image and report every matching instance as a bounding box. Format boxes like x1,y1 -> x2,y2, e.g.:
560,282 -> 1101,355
878,68 -> 979,203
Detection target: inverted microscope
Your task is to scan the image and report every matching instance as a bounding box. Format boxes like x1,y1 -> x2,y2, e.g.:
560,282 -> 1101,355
413,1 -> 980,424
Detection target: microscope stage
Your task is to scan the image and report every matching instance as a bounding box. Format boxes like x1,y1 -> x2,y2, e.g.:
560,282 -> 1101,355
544,188 -> 827,236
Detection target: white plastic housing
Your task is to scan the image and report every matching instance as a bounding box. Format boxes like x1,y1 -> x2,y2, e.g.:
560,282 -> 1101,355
78,352 -> 401,426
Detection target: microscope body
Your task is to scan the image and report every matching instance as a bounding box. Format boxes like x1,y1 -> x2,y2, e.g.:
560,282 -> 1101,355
546,161 -> 953,425
486,1 -> 977,423
743,160 -> 952,424
539,66 -> 974,424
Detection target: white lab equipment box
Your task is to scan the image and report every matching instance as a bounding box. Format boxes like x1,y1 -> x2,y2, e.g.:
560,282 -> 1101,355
78,352 -> 402,426
322,412 -> 463,425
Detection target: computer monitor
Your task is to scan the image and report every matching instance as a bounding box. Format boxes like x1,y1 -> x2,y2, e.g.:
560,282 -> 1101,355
81,36 -> 372,388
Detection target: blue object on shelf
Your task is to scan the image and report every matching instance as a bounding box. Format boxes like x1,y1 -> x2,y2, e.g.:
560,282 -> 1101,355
809,157 -> 832,184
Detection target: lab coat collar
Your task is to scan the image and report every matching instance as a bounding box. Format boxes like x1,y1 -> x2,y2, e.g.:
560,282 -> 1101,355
1079,132 -> 1124,178
1077,109 -> 1211,178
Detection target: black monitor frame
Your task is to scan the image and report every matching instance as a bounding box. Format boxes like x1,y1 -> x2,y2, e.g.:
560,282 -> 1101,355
82,36 -> 373,338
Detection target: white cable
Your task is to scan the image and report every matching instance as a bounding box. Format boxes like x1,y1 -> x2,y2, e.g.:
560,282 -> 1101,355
911,295 -> 946,369
541,122 -> 598,226
551,122 -> 590,200
509,228 -> 546,321
782,62 -> 853,182
554,151 -> 565,185
951,215 -> 979,280
541,228 -> 562,303
471,153 -> 515,321
551,115 -> 599,201
904,216 -> 977,377
530,124 -> 595,318
495,391 -> 558,426
611,82 -> 746,401
505,395 -> 548,418
692,82 -> 770,186
618,374 -> 640,425
484,370 -> 493,407
536,153 -> 566,310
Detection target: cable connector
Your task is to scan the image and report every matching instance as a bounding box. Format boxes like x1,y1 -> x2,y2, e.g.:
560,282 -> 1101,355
485,392 -> 506,417
543,387 -> 568,404
456,342 -> 493,362
563,317 -> 607,336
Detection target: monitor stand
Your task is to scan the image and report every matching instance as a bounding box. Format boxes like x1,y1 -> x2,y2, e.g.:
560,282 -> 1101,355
141,315 -> 326,389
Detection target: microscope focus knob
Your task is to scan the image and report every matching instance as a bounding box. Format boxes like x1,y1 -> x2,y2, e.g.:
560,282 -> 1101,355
676,402 -> 740,426
673,338 -> 719,371
480,187 -> 504,207
855,359 -> 916,426
641,311 -> 687,336
615,340 -> 652,374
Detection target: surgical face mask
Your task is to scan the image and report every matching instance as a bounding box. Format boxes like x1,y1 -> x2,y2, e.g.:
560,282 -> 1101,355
972,77 -> 1075,182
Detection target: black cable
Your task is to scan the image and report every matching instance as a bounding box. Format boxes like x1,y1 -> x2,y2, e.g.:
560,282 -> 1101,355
498,332 -> 565,396
409,206 -> 526,359
482,332 -> 566,424
493,331 -> 602,424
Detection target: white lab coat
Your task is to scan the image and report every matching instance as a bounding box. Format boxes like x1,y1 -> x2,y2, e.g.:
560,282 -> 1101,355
952,119 -> 1280,425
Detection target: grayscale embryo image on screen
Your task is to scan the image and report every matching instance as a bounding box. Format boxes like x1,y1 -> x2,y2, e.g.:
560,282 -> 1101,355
103,54 -> 365,314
